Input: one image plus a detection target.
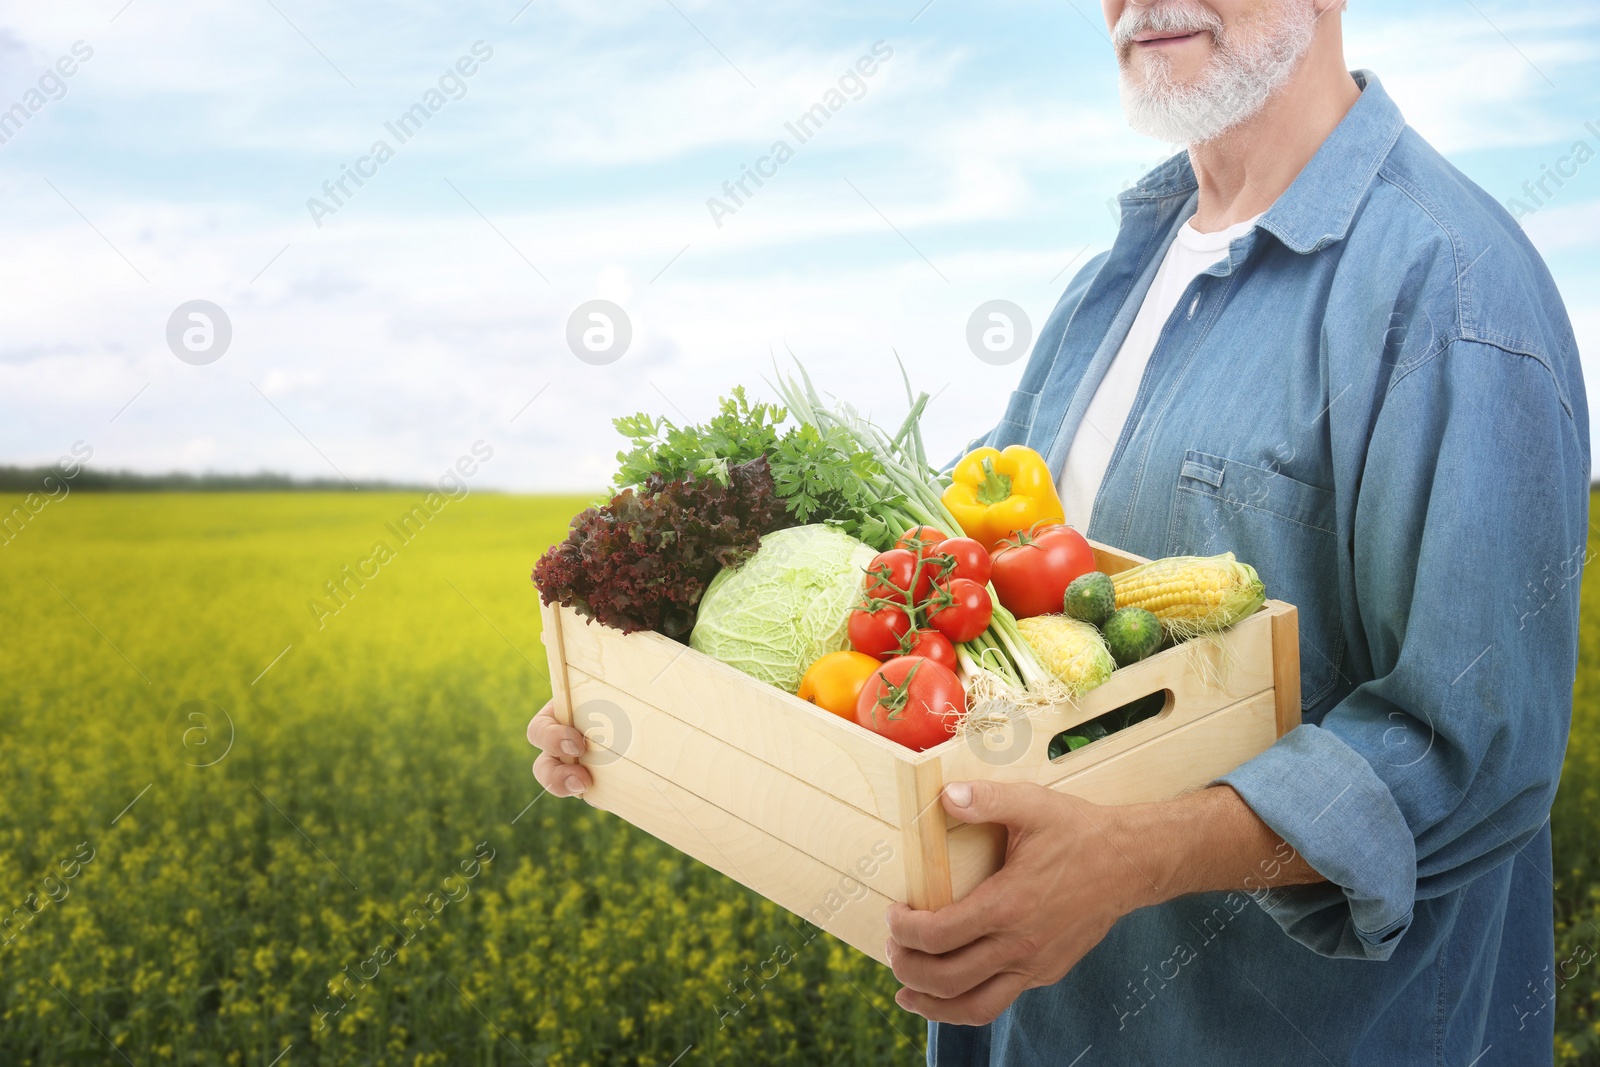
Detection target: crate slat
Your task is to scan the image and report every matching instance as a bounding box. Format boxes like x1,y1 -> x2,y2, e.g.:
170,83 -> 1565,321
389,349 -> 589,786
580,744 -> 897,965
566,668 -> 910,898
554,604 -> 907,822
944,689 -> 1281,897
927,602 -> 1285,789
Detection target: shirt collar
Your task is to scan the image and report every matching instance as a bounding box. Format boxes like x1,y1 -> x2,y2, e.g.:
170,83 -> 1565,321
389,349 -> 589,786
1117,70 -> 1408,255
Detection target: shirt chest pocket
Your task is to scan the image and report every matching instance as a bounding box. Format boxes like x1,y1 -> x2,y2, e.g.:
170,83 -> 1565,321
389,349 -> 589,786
1165,450 -> 1346,710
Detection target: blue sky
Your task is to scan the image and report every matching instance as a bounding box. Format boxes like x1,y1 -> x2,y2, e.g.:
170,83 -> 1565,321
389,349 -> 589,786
1,0 -> 1598,489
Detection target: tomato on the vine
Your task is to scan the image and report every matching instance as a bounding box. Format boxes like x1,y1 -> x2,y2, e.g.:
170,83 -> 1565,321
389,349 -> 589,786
990,524 -> 1097,618
897,628 -> 959,673
930,536 -> 992,586
855,656 -> 966,751
895,525 -> 949,561
927,578 -> 993,644
863,548 -> 936,607
848,603 -> 913,659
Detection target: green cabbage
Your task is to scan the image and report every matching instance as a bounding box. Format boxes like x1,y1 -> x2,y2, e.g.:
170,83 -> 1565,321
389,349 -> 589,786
690,524 -> 877,693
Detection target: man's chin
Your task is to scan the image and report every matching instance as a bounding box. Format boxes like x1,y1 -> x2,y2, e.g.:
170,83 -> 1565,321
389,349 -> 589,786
1122,56 -> 1213,99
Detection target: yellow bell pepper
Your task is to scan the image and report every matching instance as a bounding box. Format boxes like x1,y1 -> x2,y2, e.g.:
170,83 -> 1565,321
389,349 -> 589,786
941,445 -> 1065,550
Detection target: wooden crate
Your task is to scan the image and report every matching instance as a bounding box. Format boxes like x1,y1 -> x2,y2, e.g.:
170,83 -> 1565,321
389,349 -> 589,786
539,540 -> 1300,967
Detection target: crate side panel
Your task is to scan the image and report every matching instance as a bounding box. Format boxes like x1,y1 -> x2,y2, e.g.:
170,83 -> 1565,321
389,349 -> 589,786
583,750 -> 896,966
568,669 -> 908,898
934,605 -> 1279,787
1088,539 -> 1150,575
1048,688 -> 1279,804
558,607 -> 907,823
946,690 -> 1279,897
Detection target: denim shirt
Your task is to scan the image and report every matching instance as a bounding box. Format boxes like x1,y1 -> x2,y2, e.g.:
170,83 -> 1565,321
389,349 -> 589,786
929,72 -> 1589,1066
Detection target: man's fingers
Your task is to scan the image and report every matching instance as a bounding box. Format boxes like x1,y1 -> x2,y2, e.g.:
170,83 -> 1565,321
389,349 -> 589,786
533,752 -> 591,797
940,778 -> 1055,829
527,702 -> 587,758
889,933 -> 1021,1001
885,873 -> 1018,955
894,969 -> 1032,1026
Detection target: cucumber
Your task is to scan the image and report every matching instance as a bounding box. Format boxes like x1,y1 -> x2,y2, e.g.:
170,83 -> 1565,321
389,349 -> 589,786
1104,607 -> 1162,668
1047,728 -> 1103,760
1114,691 -> 1166,729
1062,571 -> 1116,627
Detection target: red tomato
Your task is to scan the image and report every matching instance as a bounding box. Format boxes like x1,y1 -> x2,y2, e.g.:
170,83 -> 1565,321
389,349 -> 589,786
897,628 -> 959,672
848,603 -> 913,659
927,578 -> 993,643
931,536 -> 991,586
990,525 -> 1097,619
855,656 -> 966,752
895,525 -> 949,561
864,548 -> 936,607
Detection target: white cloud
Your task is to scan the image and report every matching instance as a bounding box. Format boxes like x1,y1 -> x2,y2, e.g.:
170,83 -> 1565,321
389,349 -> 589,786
1345,6 -> 1600,154
2,0 -> 1599,488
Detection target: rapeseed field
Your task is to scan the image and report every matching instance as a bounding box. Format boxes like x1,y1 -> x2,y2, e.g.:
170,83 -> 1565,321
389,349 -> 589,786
2,492 -> 1597,1064
0,493 -> 918,1066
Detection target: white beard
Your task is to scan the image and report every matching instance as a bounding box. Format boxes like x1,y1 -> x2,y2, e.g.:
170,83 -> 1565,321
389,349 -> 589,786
1115,1 -> 1320,145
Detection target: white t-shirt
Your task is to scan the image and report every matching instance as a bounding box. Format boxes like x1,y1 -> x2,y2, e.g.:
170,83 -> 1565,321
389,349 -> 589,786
1057,212 -> 1262,531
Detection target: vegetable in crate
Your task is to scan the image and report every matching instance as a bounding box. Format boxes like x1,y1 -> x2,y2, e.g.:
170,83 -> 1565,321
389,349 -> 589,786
930,536 -> 992,586
532,456 -> 792,638
849,602 -> 914,660
990,524 -> 1097,619
864,547 -> 938,609
1112,552 -> 1266,636
855,656 -> 965,751
1048,727 -> 1105,760
896,628 -> 960,672
926,578 -> 993,643
771,364 -> 1057,694
689,524 -> 877,693
797,651 -> 882,719
896,525 -> 948,557
1015,616 -> 1114,695
614,387 -> 901,549
941,445 -> 1066,551
1103,607 -> 1163,668
1063,571 -> 1116,626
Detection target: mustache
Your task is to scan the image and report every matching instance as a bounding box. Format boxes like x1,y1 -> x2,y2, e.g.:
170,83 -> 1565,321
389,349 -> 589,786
1112,2 -> 1226,52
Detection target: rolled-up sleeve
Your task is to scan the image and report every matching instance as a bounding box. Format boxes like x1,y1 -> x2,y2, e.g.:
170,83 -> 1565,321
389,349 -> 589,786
1219,338 -> 1589,960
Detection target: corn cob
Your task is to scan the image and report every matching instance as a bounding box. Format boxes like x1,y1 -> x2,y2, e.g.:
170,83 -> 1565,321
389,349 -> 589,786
1015,616 -> 1115,695
1110,552 -> 1265,638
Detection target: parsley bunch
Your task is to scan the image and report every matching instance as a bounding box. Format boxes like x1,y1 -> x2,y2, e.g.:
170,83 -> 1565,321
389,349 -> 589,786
612,388 -> 784,491
612,388 -> 903,548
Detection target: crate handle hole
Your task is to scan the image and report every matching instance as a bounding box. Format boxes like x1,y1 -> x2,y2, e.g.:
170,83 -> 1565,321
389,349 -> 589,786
1046,688 -> 1175,762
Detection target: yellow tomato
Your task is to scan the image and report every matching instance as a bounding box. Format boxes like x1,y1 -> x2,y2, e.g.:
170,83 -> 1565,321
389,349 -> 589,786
797,651 -> 882,719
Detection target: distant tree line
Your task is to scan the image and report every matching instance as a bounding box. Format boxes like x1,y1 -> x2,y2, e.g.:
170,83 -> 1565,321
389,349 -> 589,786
0,466 -> 437,493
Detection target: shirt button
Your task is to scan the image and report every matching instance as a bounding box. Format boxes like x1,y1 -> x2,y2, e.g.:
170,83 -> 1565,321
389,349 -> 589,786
1187,294 -> 1201,320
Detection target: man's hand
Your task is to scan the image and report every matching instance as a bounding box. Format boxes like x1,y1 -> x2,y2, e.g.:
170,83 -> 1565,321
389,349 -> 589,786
885,781 -> 1323,1025
885,780 -> 1158,1025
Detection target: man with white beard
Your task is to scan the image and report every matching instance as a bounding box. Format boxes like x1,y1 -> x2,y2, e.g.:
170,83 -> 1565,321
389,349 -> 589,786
879,1 -> 1586,1064
529,1 -> 1586,1062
